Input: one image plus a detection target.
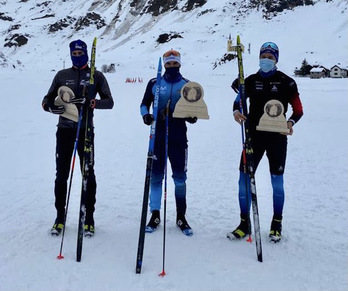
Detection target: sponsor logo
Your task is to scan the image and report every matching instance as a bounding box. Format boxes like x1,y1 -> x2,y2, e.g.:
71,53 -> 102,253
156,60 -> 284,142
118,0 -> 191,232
255,81 -> 263,91
271,85 -> 278,92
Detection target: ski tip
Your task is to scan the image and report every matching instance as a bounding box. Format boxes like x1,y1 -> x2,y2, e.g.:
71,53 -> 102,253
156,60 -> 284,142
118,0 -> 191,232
158,270 -> 166,277
57,255 -> 64,260
237,35 -> 240,42
136,262 -> 142,274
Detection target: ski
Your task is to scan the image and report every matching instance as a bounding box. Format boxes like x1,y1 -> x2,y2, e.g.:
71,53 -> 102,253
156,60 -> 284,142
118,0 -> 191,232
76,37 -> 97,262
136,57 -> 162,274
234,35 -> 263,262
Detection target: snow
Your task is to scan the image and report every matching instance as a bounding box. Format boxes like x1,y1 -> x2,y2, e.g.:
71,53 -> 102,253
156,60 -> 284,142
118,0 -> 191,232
0,1 -> 348,291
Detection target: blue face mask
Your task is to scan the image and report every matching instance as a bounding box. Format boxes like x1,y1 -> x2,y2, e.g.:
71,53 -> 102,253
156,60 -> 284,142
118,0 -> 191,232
259,58 -> 276,73
71,53 -> 88,69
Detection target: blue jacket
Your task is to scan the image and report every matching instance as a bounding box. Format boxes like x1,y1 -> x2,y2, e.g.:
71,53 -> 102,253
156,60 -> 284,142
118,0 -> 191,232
140,72 -> 189,142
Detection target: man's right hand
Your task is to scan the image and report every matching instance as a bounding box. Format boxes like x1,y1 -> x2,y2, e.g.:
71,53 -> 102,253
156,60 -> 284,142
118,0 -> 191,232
233,110 -> 246,125
43,103 -> 65,114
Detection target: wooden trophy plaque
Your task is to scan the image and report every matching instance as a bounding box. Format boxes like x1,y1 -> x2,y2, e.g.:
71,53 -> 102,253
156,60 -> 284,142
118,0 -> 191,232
173,82 -> 209,119
256,99 -> 289,133
54,86 -> 79,122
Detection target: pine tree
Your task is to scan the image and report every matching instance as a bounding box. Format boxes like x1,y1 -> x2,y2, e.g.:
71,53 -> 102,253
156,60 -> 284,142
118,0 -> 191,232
300,58 -> 312,76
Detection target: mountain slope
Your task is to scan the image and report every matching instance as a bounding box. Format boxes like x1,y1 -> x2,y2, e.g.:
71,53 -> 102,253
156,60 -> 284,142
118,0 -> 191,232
0,0 -> 347,73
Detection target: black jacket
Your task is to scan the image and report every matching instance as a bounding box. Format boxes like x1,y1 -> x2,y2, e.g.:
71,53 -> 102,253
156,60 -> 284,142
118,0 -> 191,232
233,70 -> 303,131
42,66 -> 113,128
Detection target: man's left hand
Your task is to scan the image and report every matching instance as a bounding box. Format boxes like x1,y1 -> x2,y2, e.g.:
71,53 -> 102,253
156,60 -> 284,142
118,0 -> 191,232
70,96 -> 86,105
185,117 -> 197,124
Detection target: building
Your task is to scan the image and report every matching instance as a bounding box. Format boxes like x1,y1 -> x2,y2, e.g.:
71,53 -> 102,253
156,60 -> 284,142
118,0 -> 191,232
330,65 -> 344,78
310,67 -> 326,79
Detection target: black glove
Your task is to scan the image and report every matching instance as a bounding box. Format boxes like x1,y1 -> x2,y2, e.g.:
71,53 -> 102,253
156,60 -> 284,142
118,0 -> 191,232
231,78 -> 239,93
43,103 -> 65,114
70,96 -> 86,105
143,114 -> 154,125
185,117 -> 197,124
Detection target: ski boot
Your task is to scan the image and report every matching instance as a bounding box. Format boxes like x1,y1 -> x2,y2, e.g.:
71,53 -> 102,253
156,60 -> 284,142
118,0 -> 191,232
269,215 -> 282,243
176,214 -> 193,236
84,224 -> 95,237
227,214 -> 251,240
84,216 -> 95,237
145,210 -> 160,233
51,218 -> 64,236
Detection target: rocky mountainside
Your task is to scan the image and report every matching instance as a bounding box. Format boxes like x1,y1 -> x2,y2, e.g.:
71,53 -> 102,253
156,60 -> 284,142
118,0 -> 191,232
0,0 -> 346,70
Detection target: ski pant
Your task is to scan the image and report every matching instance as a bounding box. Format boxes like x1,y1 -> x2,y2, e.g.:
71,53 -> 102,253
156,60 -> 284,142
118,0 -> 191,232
54,127 -> 96,224
238,131 -> 287,217
149,135 -> 188,215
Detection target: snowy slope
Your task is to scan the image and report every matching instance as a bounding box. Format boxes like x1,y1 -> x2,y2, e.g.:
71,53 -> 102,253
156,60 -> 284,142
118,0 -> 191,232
1,70 -> 347,291
0,1 -> 348,290
1,0 -> 347,72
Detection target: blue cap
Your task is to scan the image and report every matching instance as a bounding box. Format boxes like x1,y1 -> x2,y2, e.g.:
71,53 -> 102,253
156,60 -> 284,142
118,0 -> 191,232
260,42 -> 279,62
69,39 -> 88,68
69,39 -> 87,54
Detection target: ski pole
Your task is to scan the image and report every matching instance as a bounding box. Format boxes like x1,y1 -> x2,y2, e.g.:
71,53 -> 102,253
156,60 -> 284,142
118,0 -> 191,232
57,107 -> 83,260
159,100 -> 170,277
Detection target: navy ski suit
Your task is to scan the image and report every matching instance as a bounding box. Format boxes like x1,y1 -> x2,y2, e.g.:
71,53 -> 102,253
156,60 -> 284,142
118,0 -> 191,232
140,71 -> 189,215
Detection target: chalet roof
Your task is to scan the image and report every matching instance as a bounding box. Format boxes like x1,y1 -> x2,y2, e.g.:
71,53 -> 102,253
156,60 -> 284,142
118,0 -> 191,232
330,65 -> 341,70
310,67 -> 325,73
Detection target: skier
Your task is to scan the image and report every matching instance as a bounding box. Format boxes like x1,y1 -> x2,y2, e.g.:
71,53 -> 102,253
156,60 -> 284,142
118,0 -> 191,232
228,42 -> 303,242
140,50 -> 197,236
42,39 -> 114,237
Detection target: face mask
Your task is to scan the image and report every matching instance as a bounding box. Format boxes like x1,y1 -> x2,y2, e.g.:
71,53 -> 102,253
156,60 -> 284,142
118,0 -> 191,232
71,53 -> 88,69
165,67 -> 180,79
259,58 -> 276,73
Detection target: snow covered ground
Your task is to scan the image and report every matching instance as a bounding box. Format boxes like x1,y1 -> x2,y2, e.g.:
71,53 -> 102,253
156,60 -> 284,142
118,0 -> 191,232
0,67 -> 347,291
0,1 -> 347,290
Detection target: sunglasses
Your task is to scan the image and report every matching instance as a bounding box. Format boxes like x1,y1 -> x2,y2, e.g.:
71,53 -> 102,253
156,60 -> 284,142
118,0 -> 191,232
163,50 -> 180,58
261,42 -> 278,51
71,50 -> 85,57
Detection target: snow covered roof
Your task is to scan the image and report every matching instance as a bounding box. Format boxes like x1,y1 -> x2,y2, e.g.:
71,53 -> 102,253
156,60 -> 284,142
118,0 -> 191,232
310,67 -> 325,73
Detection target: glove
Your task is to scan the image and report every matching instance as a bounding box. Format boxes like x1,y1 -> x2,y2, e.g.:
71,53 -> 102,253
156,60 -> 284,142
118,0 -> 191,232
185,117 -> 197,124
43,103 -> 65,114
231,78 -> 239,93
143,114 -> 154,125
70,96 -> 86,105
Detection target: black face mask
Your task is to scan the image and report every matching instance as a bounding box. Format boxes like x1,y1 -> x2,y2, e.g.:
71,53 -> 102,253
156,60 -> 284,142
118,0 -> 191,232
164,67 -> 181,82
